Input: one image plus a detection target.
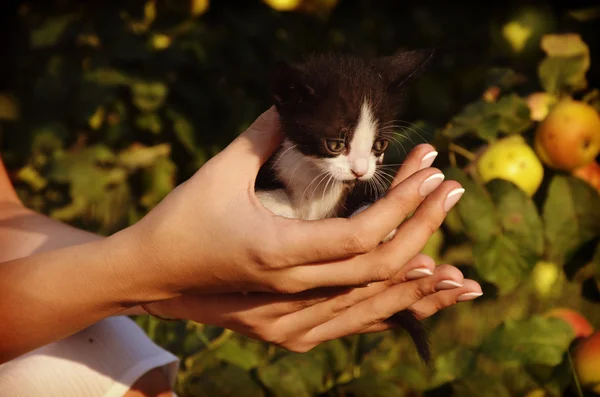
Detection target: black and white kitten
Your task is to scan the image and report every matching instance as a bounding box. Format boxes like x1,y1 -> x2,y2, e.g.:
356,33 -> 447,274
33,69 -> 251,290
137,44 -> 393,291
256,50 -> 435,364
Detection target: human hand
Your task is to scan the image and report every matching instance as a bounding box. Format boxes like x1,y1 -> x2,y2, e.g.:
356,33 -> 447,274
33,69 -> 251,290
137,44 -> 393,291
118,106 -> 466,301
147,253 -> 482,352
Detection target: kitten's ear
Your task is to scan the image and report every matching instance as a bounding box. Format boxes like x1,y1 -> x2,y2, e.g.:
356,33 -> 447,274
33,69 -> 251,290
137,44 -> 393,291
377,49 -> 435,91
270,61 -> 315,106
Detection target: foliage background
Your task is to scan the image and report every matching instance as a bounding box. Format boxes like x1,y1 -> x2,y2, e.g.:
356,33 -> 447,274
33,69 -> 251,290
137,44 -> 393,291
1,1 -> 600,396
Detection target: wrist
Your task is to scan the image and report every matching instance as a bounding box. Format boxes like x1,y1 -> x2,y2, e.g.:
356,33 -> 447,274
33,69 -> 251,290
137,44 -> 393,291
101,225 -> 180,308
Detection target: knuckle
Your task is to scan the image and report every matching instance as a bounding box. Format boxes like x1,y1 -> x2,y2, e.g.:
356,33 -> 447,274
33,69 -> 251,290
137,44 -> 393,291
343,231 -> 368,256
373,262 -> 396,283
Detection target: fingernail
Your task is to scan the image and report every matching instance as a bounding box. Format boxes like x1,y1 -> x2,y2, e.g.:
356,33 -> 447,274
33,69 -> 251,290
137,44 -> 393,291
419,151 -> 438,170
405,267 -> 434,280
420,173 -> 445,197
444,188 -> 465,212
457,292 -> 483,302
435,279 -> 463,291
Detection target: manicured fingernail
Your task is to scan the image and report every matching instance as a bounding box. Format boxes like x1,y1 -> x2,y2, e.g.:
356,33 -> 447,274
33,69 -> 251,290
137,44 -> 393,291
435,279 -> 463,290
420,173 -> 445,197
457,292 -> 483,302
444,188 -> 465,212
419,151 -> 438,170
405,267 -> 434,280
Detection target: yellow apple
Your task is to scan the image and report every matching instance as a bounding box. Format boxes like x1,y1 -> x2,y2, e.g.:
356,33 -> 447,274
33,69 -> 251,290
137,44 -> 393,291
531,261 -> 562,297
263,0 -> 302,11
534,100 -> 600,171
476,135 -> 544,196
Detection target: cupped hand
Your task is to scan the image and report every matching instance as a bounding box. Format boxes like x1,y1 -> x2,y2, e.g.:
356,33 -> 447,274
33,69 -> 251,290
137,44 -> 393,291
148,253 -> 482,352
121,106 -> 466,299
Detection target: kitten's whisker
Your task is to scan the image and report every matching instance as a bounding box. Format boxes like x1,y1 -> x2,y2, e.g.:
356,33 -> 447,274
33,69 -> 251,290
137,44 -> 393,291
270,144 -> 299,171
300,170 -> 328,208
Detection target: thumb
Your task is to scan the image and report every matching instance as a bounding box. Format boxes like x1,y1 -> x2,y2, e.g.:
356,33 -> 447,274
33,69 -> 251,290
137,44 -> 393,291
223,106 -> 282,175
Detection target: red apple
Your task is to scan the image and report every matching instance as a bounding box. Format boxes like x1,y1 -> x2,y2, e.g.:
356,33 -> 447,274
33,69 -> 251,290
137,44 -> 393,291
573,332 -> 600,393
534,99 -> 600,171
573,161 -> 600,193
546,308 -> 593,339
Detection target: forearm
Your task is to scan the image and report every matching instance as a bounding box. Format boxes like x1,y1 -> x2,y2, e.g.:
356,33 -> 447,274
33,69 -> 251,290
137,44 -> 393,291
0,202 -> 147,316
0,204 -> 164,363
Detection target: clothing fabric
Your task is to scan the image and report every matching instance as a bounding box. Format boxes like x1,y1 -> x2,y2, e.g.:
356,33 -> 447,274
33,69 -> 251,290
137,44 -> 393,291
0,316 -> 180,397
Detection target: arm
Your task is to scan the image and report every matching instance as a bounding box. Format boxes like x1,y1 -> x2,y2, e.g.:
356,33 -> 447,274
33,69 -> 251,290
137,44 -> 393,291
0,107 -> 476,364
0,159 -> 147,317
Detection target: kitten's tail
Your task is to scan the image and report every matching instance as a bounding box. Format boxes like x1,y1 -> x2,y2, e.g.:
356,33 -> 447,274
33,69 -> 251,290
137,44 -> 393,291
385,309 -> 432,367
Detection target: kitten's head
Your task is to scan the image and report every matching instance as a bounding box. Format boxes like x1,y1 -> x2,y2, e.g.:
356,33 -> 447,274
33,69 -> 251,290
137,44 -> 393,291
271,50 -> 434,182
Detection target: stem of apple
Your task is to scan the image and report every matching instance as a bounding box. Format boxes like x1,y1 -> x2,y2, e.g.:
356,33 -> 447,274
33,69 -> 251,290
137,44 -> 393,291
568,350 -> 584,397
449,143 -> 477,162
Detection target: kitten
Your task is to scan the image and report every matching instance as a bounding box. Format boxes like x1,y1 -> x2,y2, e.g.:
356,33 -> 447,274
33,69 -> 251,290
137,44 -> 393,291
256,50 -> 435,365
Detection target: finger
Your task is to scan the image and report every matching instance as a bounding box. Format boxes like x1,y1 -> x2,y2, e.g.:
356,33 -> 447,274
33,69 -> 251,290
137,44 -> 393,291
356,279 -> 483,335
221,106 -> 283,177
303,264 -> 464,343
286,181 -> 462,289
277,255 -> 436,334
389,144 -> 438,189
409,278 -> 483,319
273,167 -> 445,267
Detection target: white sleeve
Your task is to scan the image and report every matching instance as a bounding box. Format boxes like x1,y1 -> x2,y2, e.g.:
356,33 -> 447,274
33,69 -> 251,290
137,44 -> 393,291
0,316 -> 180,397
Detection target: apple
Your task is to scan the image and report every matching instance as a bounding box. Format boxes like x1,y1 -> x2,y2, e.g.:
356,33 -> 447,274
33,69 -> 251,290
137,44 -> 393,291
546,308 -> 593,339
476,135 -> 544,196
573,161 -> 600,193
534,100 -> 600,171
263,0 -> 302,11
532,261 -> 562,298
523,389 -> 549,397
573,332 -> 600,393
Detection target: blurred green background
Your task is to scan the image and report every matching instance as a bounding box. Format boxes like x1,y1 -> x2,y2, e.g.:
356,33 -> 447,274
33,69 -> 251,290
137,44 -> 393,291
2,1 -> 600,396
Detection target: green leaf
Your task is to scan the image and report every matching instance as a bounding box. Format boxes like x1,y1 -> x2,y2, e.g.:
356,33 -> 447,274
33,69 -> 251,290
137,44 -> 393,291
453,373 -> 512,397
214,337 -> 266,371
446,174 -> 543,294
30,14 -> 79,48
257,352 -> 329,397
131,81 -> 168,112
538,55 -> 589,94
442,94 -> 531,141
494,94 -> 532,135
487,179 -> 544,260
118,143 -> 171,170
444,167 -> 500,244
473,236 -> 535,294
428,346 -> 477,388
543,175 -> 600,264
339,376 -> 405,397
167,108 -> 198,154
184,364 -> 265,397
480,316 -> 575,366
83,69 -> 131,86
140,156 -> 176,209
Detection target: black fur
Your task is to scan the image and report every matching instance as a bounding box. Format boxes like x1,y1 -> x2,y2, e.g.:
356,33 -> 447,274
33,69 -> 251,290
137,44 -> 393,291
259,50 -> 436,365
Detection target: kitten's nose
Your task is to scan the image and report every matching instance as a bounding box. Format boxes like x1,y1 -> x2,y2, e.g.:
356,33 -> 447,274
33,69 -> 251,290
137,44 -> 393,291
351,160 -> 368,178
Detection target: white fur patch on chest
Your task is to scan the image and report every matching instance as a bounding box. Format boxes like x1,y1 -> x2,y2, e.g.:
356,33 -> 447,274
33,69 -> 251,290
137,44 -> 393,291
258,139 -> 347,220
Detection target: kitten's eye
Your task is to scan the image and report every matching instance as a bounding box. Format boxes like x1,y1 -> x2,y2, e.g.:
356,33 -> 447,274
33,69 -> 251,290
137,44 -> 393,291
325,139 -> 346,154
373,139 -> 389,153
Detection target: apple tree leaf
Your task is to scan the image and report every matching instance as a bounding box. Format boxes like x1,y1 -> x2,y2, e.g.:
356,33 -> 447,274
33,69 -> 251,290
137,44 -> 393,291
442,94 -> 531,141
543,175 -> 600,265
184,364 -> 265,397
452,373 -> 512,397
479,316 -> 575,366
257,351 -> 329,397
443,167 -> 500,244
